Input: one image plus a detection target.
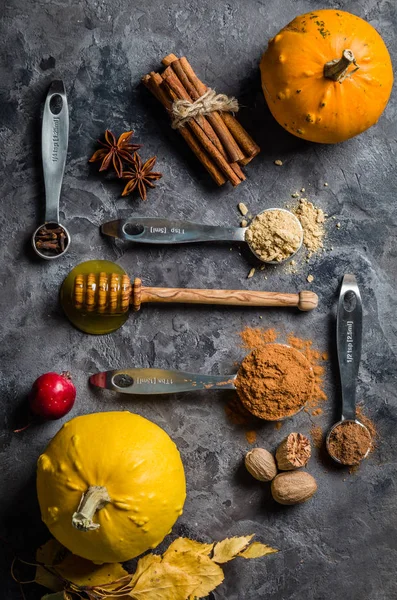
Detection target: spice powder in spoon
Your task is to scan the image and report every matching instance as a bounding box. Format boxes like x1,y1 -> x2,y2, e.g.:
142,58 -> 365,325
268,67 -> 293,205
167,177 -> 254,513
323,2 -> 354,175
235,343 -> 315,420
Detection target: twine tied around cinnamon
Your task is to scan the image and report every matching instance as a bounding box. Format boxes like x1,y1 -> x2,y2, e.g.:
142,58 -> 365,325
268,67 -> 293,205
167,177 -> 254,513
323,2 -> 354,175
171,88 -> 239,129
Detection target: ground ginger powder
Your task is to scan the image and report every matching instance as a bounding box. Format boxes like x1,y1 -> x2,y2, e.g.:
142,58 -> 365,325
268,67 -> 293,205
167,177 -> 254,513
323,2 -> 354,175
293,198 -> 325,257
245,209 -> 302,262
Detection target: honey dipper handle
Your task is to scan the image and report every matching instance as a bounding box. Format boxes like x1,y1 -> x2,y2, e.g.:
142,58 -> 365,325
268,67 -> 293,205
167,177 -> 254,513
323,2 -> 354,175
133,283 -> 318,311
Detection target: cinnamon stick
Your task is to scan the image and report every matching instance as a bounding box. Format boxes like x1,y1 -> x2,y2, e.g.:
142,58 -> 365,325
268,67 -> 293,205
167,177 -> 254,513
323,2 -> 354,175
162,69 -> 243,186
161,66 -> 226,159
221,112 -> 260,164
142,74 -> 226,186
161,64 -> 245,181
178,56 -> 260,162
142,54 -> 259,185
162,59 -> 245,180
163,54 -> 245,164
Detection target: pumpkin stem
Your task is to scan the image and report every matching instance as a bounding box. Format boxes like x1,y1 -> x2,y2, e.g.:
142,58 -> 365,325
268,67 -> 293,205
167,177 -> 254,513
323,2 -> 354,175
72,485 -> 110,532
324,49 -> 360,82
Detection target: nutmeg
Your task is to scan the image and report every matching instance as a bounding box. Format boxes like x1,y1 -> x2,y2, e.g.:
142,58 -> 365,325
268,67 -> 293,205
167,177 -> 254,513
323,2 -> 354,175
271,471 -> 317,505
276,432 -> 311,470
245,447 -> 277,482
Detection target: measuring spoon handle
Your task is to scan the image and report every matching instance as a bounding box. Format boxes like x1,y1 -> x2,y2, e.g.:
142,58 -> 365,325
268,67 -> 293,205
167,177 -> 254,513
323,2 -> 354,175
337,274 -> 363,421
101,217 -> 246,244
42,81 -> 69,223
89,368 -> 237,394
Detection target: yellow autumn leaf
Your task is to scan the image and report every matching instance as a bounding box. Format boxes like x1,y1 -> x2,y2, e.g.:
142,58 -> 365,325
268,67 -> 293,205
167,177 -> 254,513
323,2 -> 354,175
35,539 -> 69,591
35,538 -> 128,592
130,554 -> 161,587
238,542 -> 278,559
164,550 -> 224,599
164,538 -> 214,557
57,553 -> 128,587
212,535 -> 254,564
129,562 -> 199,600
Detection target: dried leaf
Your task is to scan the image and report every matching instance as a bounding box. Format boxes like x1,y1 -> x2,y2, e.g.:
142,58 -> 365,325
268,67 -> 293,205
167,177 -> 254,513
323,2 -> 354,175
36,540 -> 69,591
212,535 -> 254,564
164,551 -> 224,599
129,562 -> 199,600
238,542 -> 278,559
57,554 -> 128,587
130,554 -> 161,587
164,538 -> 214,557
35,539 -> 128,592
41,594 -> 65,600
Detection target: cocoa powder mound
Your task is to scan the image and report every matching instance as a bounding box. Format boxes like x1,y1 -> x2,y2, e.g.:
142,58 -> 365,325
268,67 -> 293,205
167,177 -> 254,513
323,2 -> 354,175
235,344 -> 315,420
328,421 -> 372,465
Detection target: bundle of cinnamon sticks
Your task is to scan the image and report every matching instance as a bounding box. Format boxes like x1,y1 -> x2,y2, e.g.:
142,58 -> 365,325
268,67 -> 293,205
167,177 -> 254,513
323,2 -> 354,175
142,54 -> 260,187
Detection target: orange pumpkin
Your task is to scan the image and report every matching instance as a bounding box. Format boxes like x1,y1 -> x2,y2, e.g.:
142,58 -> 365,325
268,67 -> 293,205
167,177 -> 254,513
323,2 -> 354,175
260,10 -> 393,143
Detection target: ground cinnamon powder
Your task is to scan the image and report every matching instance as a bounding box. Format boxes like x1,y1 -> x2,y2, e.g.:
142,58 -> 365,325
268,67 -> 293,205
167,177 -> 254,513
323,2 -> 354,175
328,421 -> 372,465
224,327 -> 327,427
235,344 -> 315,420
240,327 -> 278,349
286,334 -> 327,413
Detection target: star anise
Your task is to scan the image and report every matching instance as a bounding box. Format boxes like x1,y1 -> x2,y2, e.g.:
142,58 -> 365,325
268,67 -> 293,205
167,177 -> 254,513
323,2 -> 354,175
121,153 -> 162,200
89,130 -> 141,178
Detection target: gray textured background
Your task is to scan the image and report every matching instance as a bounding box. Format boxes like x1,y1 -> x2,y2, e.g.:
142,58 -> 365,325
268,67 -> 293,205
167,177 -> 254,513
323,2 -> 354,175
1,0 -> 396,598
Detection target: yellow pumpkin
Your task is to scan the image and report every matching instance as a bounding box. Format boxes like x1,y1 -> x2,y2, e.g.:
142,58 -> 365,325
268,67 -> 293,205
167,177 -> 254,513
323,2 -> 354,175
260,9 -> 393,143
37,411 -> 186,563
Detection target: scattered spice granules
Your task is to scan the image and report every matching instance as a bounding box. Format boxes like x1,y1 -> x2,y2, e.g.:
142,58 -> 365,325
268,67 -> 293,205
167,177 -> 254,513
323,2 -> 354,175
240,327 -> 278,349
310,424 -> 324,448
328,421 -> 372,465
245,430 -> 257,444
356,406 -> 377,444
287,334 -> 327,414
293,198 -> 326,257
311,408 -> 323,417
245,209 -> 302,262
235,343 -> 315,421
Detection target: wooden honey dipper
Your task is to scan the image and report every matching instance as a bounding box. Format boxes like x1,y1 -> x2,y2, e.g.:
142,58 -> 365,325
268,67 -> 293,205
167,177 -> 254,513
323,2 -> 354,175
72,271 -> 318,315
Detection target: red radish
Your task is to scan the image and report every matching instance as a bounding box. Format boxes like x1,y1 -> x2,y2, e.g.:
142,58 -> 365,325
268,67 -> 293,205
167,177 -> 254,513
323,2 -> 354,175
29,371 -> 76,420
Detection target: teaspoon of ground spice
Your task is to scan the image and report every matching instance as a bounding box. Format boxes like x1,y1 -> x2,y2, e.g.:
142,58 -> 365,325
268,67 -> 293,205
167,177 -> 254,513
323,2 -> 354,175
327,420 -> 372,465
225,327 -> 327,435
235,343 -> 314,420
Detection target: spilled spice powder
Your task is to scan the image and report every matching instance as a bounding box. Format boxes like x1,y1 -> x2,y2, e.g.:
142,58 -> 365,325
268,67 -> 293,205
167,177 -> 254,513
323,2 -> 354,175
311,408 -> 323,417
240,327 -> 278,349
245,430 -> 257,444
356,406 -> 377,447
287,334 -> 327,415
328,421 -> 372,465
310,424 -> 323,448
293,198 -> 326,257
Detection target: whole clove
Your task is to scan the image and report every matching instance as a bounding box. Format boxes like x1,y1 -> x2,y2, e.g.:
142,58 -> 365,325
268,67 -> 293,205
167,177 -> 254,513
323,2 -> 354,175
34,225 -> 68,255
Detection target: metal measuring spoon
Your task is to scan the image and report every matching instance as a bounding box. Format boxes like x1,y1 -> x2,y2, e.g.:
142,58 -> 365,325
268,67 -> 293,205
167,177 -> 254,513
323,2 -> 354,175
89,343 -> 312,421
100,208 -> 303,265
32,80 -> 70,260
326,274 -> 372,465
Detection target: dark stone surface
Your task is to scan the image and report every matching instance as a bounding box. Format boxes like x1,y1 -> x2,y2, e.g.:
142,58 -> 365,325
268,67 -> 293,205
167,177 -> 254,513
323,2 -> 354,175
0,1 -> 396,598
